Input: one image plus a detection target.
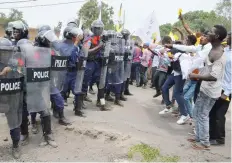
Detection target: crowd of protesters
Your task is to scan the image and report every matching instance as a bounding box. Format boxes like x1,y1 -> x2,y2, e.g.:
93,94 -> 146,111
129,14 -> 231,150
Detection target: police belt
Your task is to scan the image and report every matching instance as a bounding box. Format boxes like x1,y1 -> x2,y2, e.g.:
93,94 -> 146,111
87,53 -> 97,62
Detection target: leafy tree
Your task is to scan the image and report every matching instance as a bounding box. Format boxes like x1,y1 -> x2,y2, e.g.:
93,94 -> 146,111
159,9 -> 231,38
0,9 -> 26,28
159,23 -> 172,37
77,0 -> 114,30
215,0 -> 231,20
54,21 -> 62,33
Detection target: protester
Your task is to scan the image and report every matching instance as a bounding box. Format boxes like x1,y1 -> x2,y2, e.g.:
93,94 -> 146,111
166,31 -> 212,120
159,35 -> 197,125
131,42 -> 142,86
188,25 -> 227,150
139,43 -> 152,88
152,36 -> 172,97
209,31 -> 231,146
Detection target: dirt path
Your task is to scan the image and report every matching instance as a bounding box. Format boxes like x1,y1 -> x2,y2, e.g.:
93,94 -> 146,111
0,85 -> 231,162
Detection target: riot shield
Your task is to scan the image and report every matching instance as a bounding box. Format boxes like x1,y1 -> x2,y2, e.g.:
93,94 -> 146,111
74,41 -> 90,94
0,45 -> 24,130
20,44 -> 51,113
107,37 -> 124,85
124,40 -> 134,81
50,49 -> 68,94
99,41 -> 111,89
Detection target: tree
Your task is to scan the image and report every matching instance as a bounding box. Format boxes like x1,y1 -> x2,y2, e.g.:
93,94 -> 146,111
54,21 -> 62,33
215,0 -> 231,20
159,9 -> 231,38
78,0 -> 114,30
0,9 -> 26,28
159,23 -> 172,37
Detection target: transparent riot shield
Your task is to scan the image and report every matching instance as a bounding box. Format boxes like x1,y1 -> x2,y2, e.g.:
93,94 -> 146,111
0,45 -> 24,130
74,41 -> 90,94
99,41 -> 111,89
20,44 -> 51,113
124,40 -> 134,80
50,49 -> 68,95
107,37 -> 124,85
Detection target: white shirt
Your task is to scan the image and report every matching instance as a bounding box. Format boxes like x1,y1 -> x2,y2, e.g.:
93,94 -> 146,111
173,43 -> 212,70
222,47 -> 232,96
152,45 -> 162,67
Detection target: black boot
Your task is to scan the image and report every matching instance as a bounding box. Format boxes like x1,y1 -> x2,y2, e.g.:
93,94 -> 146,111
12,142 -> 20,159
80,94 -> 87,109
58,110 -> 71,126
114,95 -> 124,107
41,116 -> 57,148
74,95 -> 85,117
124,79 -> 133,96
51,101 -> 59,119
98,98 -> 110,111
120,92 -> 127,101
20,114 -> 29,146
153,90 -> 161,98
105,93 -> 114,102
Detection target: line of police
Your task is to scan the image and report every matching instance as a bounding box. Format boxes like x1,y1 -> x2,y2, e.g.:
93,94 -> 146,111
0,19 -> 134,159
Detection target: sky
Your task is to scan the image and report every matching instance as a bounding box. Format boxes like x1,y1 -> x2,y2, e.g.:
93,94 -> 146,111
0,0 -> 219,32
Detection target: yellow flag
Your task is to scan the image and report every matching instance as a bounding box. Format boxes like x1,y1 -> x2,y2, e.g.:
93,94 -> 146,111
118,3 -> 122,18
169,32 -> 179,41
178,8 -> 182,16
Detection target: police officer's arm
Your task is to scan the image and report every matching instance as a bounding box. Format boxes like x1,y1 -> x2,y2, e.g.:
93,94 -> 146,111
88,42 -> 103,55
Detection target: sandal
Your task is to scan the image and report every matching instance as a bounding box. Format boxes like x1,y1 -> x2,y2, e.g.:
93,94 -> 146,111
191,142 -> 210,150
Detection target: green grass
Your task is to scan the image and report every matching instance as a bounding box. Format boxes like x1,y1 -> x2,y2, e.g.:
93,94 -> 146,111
128,144 -> 180,162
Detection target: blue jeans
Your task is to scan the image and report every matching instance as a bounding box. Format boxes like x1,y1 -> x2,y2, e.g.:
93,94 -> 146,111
162,74 -> 187,116
131,62 -> 140,85
183,80 -> 197,118
194,91 -> 216,146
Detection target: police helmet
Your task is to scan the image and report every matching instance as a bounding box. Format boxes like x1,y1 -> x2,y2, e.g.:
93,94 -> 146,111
91,20 -> 104,36
67,21 -> 78,28
121,29 -> 130,40
38,25 -> 52,33
12,21 -> 29,40
5,22 -> 14,38
63,26 -> 83,40
36,30 -> 58,47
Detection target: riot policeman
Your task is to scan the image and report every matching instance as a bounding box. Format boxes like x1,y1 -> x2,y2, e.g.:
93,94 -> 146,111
11,20 -> 29,45
35,27 -> 71,127
0,37 -> 24,159
105,30 -> 124,106
121,29 -> 134,97
82,20 -> 110,111
54,25 -> 85,116
19,36 -> 57,148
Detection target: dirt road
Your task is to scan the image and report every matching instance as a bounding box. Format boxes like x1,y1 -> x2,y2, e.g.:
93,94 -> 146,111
0,85 -> 231,162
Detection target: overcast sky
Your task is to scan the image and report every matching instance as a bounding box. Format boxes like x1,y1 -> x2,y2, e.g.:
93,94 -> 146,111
0,0 -> 219,32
